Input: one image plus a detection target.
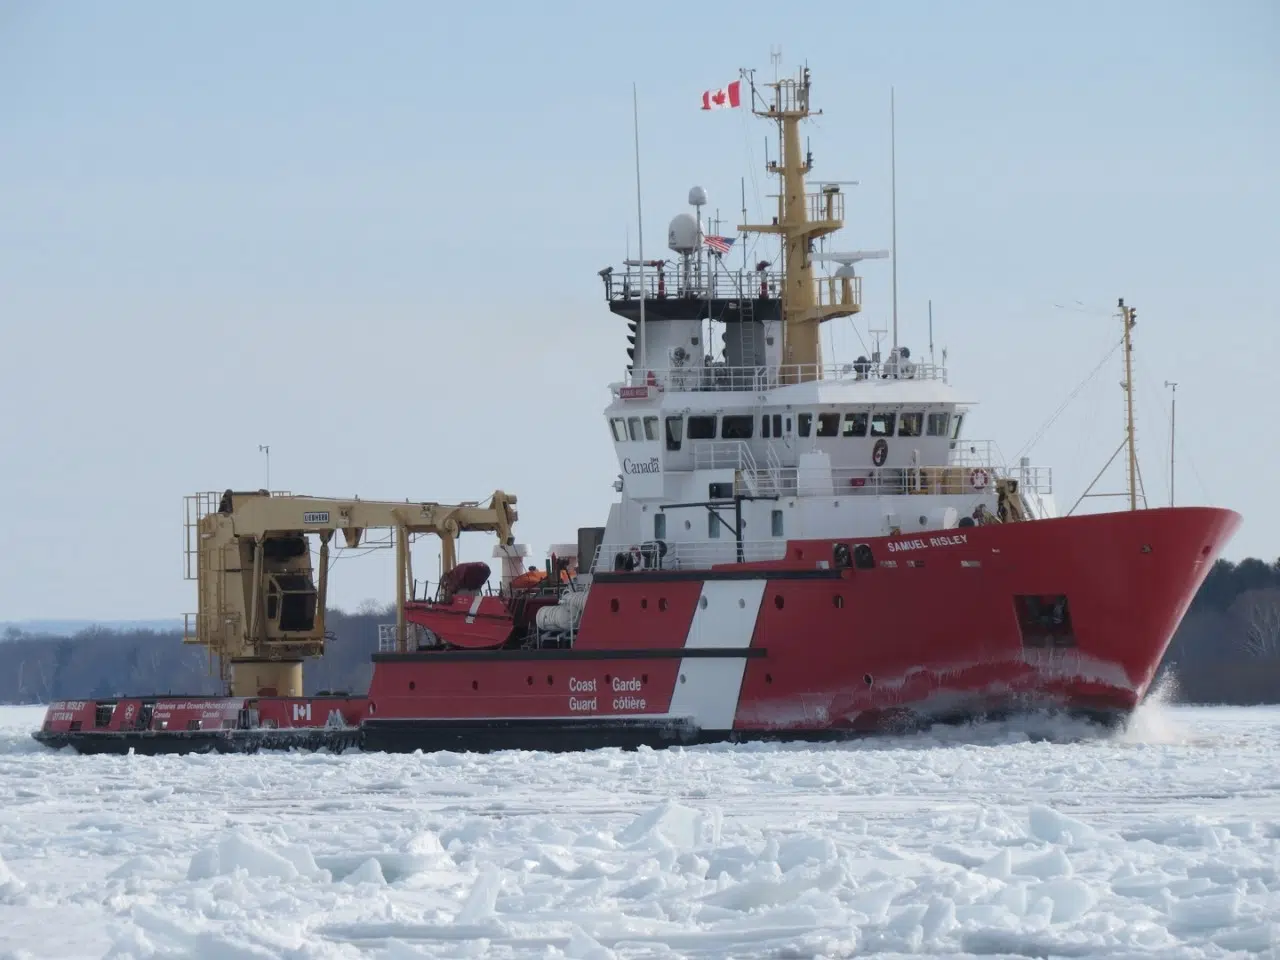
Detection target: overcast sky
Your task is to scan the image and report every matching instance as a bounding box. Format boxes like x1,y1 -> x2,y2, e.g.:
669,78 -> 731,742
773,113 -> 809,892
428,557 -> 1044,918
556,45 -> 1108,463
1,1 -> 1276,619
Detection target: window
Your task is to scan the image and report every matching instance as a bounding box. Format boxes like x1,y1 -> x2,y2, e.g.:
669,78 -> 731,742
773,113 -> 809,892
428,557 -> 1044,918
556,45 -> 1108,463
951,413 -> 965,441
762,415 -> 771,438
610,418 -> 627,442
627,417 -> 642,441
643,416 -> 659,442
842,412 -> 868,438
871,412 -> 896,437
688,416 -> 716,440
665,416 -> 683,451
708,511 -> 721,538
927,412 -> 950,437
761,413 -> 782,438
798,413 -> 813,437
771,414 -> 782,437
898,412 -> 923,437
816,412 -> 841,437
771,509 -> 784,537
722,415 -> 754,439
654,513 -> 666,540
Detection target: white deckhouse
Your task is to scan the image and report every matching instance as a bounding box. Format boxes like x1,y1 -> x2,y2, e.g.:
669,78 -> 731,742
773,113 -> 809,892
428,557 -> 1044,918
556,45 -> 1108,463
589,68 -> 1053,575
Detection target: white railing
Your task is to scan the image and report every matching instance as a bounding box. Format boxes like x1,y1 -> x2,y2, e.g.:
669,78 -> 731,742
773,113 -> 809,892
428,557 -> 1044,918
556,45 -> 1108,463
619,359 -> 948,395
693,440 -> 758,472
747,463 -> 1052,498
591,539 -> 788,574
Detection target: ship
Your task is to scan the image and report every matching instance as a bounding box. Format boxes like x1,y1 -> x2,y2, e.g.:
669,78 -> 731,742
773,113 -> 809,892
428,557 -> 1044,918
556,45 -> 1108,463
34,64 -> 1240,756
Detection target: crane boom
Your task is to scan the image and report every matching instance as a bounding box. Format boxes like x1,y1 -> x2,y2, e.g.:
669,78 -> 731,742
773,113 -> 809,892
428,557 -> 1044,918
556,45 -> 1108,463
182,488 -> 518,696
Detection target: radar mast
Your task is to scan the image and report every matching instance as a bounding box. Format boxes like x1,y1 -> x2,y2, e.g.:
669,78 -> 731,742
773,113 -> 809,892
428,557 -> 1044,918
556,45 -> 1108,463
739,64 -> 863,382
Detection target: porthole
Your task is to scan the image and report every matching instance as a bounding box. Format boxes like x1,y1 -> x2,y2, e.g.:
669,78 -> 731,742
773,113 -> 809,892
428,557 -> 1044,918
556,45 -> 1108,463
641,598 -> 648,609
774,594 -> 784,610
833,595 -> 844,609
408,681 -> 416,691
472,680 -> 479,691
610,598 -> 620,612
738,598 -> 745,609
526,676 -> 534,686
765,673 -> 773,684
699,596 -> 708,610
864,674 -> 874,687
546,675 -> 553,685
659,598 -> 668,612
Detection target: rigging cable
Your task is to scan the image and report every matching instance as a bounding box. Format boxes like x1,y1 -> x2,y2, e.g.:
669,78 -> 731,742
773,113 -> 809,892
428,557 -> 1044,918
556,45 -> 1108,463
1013,334 -> 1125,463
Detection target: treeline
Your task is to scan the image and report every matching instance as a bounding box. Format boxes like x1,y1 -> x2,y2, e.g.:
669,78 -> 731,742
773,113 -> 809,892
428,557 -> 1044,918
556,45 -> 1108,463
1161,557 -> 1280,704
0,605 -> 393,704
2,558 -> 1279,706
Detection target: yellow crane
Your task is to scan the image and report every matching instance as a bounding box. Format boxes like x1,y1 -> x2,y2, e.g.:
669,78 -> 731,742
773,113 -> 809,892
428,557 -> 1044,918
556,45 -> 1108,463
182,488 -> 518,696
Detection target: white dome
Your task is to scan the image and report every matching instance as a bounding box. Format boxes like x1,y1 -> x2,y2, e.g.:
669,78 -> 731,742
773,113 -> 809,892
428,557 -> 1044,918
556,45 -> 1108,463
667,212 -> 701,254
688,185 -> 708,207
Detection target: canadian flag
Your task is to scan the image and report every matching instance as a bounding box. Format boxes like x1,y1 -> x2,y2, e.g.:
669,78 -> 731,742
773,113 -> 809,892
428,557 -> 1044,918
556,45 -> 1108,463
701,80 -> 742,111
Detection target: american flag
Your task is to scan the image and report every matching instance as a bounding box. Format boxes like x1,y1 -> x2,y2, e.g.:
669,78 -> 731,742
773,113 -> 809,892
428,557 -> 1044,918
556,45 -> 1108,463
704,235 -> 735,256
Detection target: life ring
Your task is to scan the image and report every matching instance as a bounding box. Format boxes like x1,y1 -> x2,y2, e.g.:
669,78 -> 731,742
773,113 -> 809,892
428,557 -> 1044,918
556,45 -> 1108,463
872,438 -> 889,467
969,467 -> 991,491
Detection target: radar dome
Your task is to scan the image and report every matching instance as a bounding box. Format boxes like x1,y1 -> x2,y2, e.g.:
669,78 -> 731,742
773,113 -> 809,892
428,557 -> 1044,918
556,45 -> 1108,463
688,186 -> 708,206
668,213 -> 701,254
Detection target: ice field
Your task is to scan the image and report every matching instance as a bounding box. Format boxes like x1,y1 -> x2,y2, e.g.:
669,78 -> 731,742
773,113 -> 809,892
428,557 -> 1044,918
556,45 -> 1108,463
2,695 -> 1280,959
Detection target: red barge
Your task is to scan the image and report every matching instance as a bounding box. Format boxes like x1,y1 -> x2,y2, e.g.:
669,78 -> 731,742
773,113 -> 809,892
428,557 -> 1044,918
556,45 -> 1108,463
34,64 -> 1239,755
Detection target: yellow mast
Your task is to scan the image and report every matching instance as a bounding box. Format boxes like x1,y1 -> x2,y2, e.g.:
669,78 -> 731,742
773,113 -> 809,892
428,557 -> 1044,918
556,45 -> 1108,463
739,65 -> 862,382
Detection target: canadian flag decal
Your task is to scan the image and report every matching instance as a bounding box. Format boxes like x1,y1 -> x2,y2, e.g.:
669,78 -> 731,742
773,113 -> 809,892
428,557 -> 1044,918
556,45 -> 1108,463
701,80 -> 742,111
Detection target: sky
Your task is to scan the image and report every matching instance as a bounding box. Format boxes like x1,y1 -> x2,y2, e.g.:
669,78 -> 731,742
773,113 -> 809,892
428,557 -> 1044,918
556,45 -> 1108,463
0,0 -> 1276,620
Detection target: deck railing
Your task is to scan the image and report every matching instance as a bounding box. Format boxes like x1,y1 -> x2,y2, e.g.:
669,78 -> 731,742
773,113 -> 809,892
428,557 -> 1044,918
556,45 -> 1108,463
621,358 -> 948,394
591,539 -> 788,574
742,463 -> 1052,498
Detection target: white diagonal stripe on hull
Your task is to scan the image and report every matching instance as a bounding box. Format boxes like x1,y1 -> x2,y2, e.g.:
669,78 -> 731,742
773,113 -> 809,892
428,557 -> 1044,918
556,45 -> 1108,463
668,579 -> 767,729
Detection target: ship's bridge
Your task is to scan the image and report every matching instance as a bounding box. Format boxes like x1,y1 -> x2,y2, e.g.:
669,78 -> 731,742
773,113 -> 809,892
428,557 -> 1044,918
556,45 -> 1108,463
603,349 -> 1054,528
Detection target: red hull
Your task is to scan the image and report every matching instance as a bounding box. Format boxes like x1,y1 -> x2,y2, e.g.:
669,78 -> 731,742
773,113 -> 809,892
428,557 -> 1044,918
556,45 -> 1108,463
35,506 -> 1239,755
362,505 -> 1238,742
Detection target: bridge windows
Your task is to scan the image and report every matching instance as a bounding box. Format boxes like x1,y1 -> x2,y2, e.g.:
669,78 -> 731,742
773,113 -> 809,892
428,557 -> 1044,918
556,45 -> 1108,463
871,412 -> 896,437
952,413 -> 965,440
761,413 -> 783,438
665,416 -> 683,451
722,415 -> 754,439
927,412 -> 950,437
654,513 -> 666,540
611,415 -> 661,443
688,415 -> 717,440
816,413 -> 841,437
842,412 -> 868,437
898,412 -> 923,437
798,413 -> 813,437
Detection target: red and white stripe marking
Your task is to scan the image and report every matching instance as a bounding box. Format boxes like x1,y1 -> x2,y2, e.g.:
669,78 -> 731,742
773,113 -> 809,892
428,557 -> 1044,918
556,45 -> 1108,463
668,580 -> 765,729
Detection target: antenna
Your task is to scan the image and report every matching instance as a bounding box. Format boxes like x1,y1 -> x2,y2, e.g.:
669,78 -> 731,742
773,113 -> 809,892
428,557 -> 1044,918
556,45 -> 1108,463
258,444 -> 270,490
928,299 -> 934,366
770,45 -> 782,82
1164,379 -> 1178,507
890,86 -> 898,355
632,82 -> 646,383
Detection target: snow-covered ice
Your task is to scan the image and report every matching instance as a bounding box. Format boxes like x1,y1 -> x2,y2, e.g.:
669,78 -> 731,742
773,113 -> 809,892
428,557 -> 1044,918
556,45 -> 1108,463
3,693 -> 1280,958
